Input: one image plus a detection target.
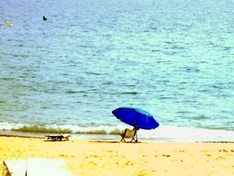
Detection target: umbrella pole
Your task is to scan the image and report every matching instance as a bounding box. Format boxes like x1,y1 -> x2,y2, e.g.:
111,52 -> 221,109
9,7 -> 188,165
136,131 -> 138,142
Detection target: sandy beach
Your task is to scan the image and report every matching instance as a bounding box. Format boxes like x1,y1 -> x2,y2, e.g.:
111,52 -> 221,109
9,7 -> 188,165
0,136 -> 234,176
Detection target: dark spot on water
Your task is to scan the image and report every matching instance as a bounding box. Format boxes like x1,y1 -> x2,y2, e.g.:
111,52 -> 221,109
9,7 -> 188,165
193,115 -> 208,120
66,90 -> 86,94
184,66 -> 200,72
1,77 -> 14,81
66,90 -> 77,94
121,92 -> 138,95
103,81 -> 113,85
86,71 -> 101,75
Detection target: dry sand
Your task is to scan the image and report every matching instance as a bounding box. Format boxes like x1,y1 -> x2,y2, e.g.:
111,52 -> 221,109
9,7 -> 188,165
0,136 -> 234,176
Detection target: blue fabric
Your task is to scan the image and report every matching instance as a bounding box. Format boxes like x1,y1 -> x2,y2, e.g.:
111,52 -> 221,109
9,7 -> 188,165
112,107 -> 159,130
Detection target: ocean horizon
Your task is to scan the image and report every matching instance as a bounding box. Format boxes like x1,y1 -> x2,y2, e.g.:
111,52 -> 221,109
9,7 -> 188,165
0,0 -> 234,142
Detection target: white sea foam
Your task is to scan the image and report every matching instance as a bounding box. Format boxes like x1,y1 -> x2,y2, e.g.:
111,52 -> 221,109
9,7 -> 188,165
1,122 -> 233,142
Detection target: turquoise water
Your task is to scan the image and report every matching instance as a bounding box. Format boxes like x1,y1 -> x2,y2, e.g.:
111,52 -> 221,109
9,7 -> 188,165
0,0 -> 234,141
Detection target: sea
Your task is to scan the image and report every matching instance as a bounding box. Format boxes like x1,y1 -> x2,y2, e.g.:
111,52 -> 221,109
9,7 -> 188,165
0,0 -> 234,142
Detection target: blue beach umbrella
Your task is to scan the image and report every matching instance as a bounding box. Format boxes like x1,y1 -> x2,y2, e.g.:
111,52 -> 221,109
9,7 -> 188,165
112,107 -> 159,130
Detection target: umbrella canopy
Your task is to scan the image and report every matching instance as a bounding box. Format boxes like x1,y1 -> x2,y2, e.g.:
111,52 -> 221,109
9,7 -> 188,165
112,107 -> 159,130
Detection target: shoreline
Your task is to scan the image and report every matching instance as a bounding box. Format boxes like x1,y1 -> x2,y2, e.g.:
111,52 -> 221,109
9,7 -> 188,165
1,124 -> 234,143
1,130 -> 234,143
1,136 -> 234,176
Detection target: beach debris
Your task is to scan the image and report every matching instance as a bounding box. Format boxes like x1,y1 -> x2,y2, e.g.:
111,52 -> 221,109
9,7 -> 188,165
5,20 -> 13,27
4,158 -> 72,176
162,154 -> 171,157
43,16 -> 47,20
45,134 -> 71,141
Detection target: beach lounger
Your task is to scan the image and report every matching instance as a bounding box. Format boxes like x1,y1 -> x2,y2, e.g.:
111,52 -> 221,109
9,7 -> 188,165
45,134 -> 70,141
120,128 -> 137,142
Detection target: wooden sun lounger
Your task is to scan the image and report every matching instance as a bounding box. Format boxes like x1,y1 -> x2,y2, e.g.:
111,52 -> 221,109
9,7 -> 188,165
120,128 -> 137,143
45,134 -> 70,141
